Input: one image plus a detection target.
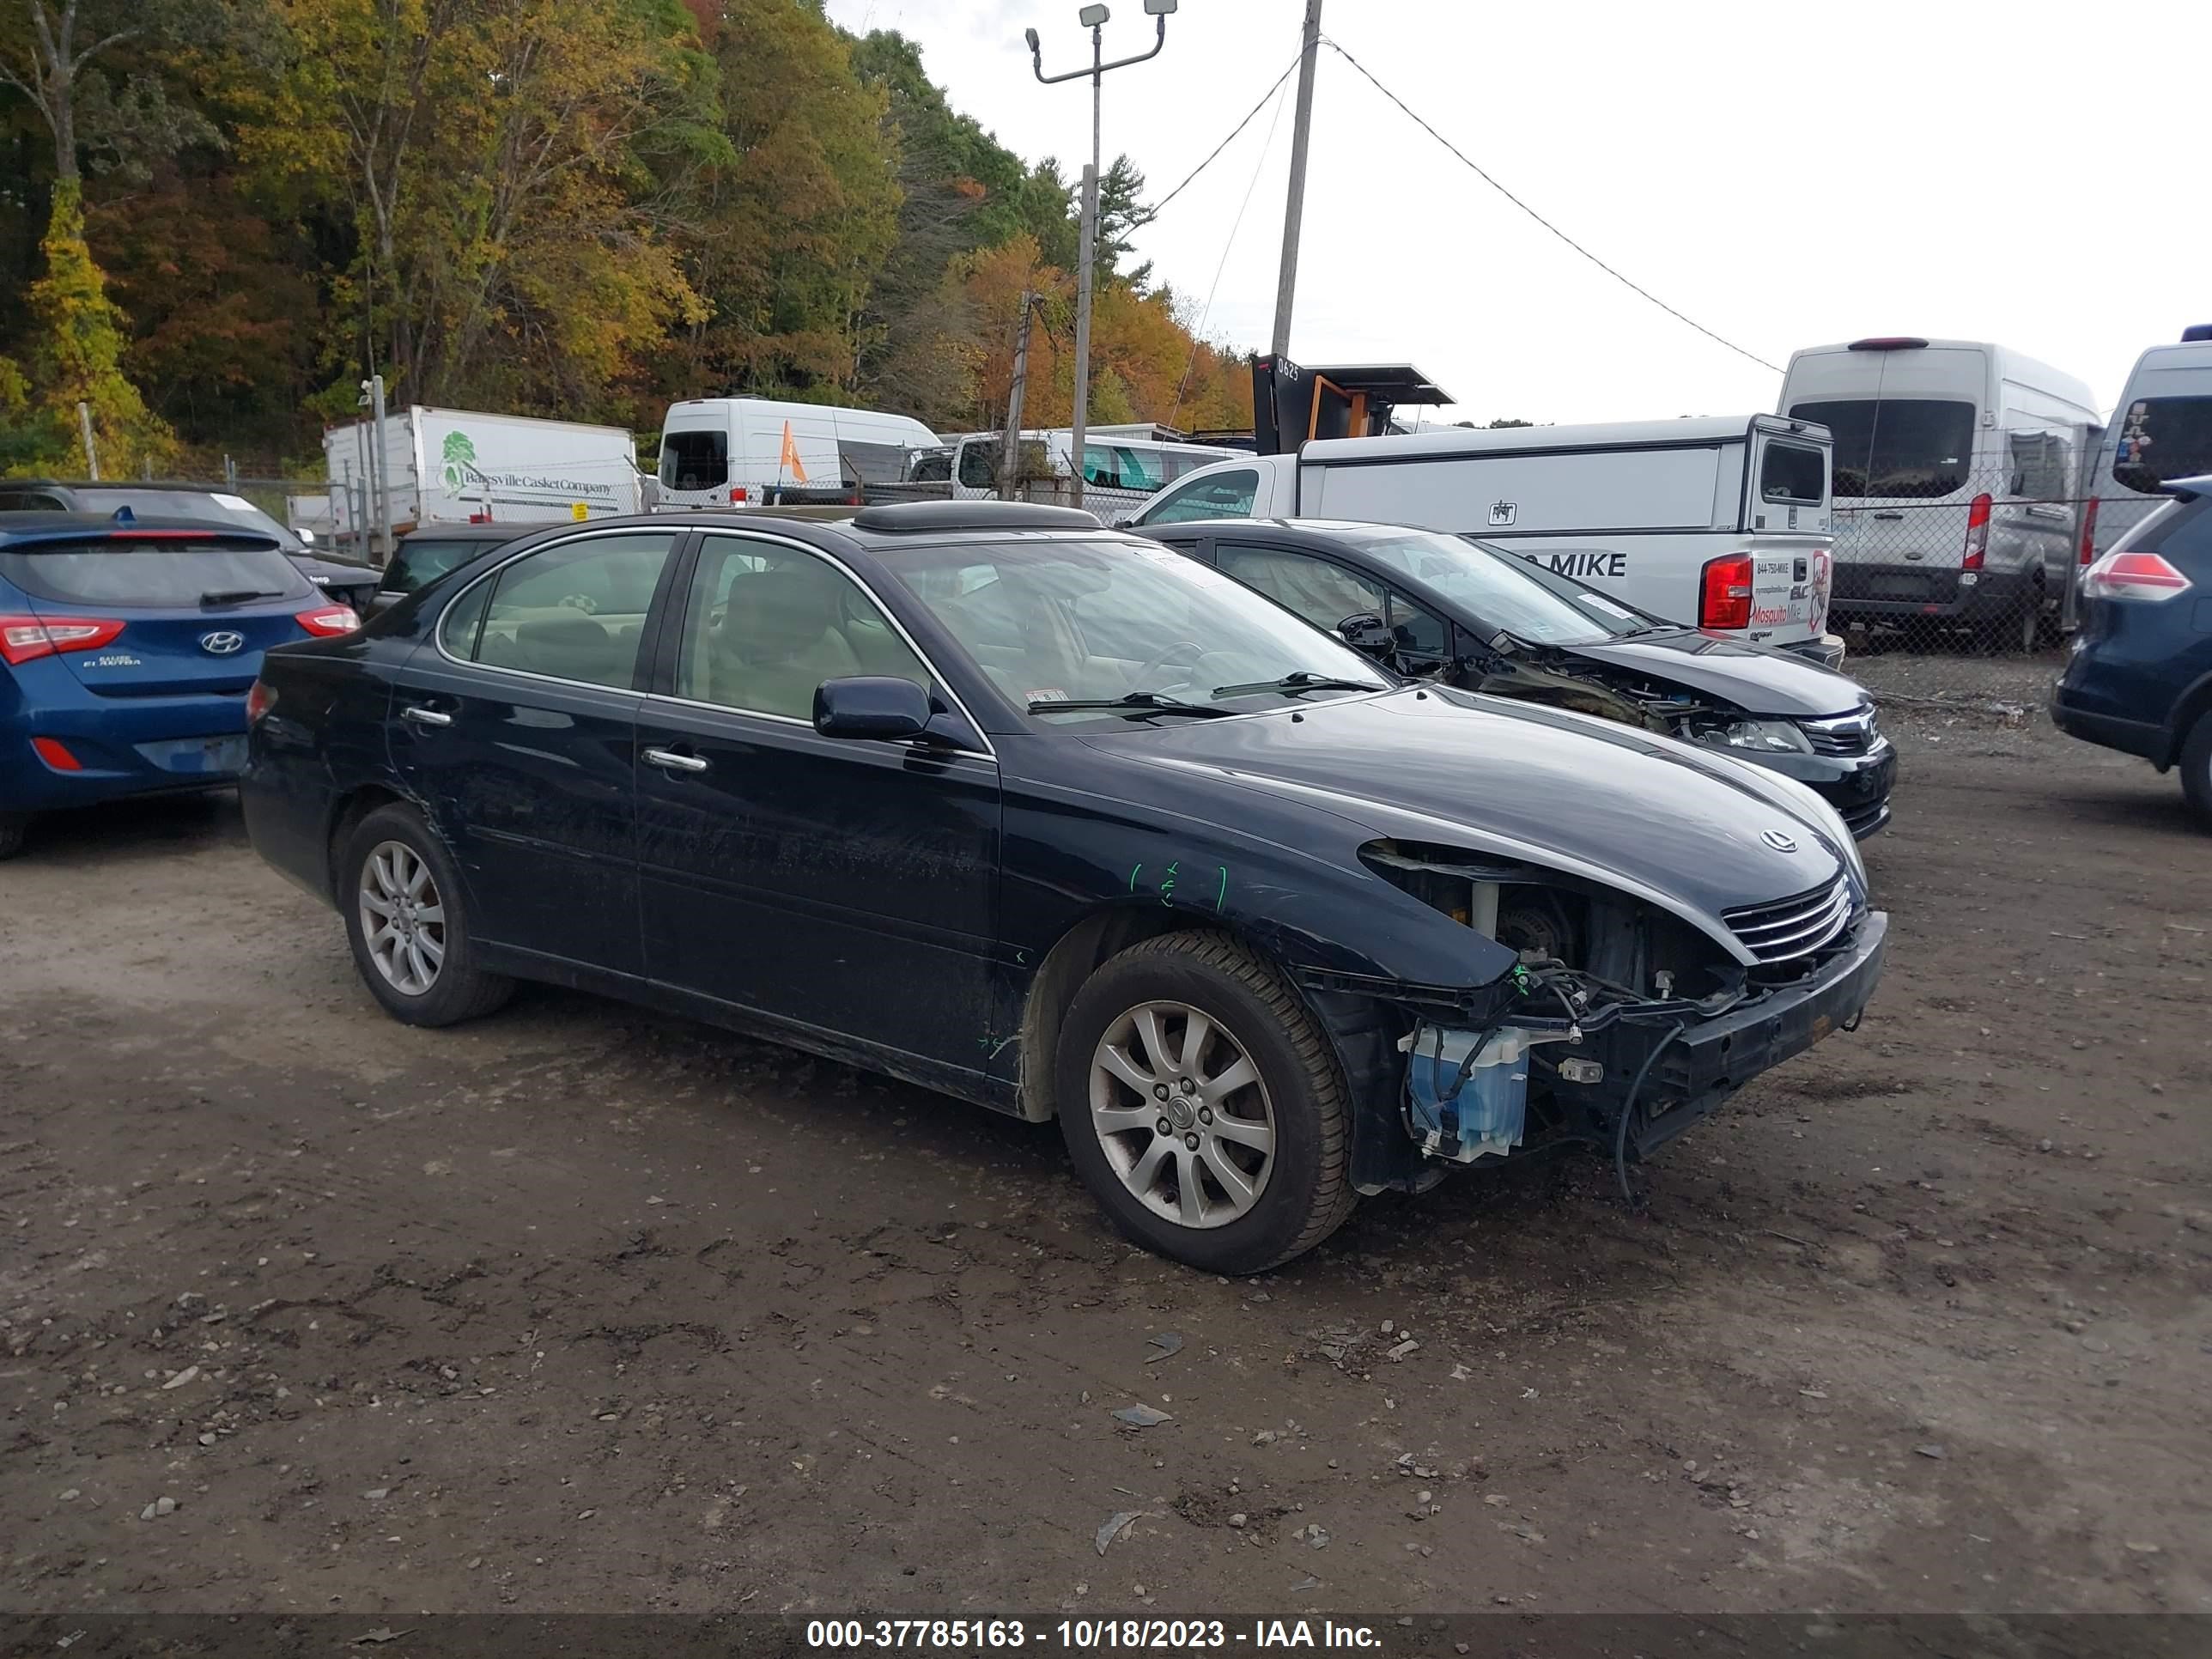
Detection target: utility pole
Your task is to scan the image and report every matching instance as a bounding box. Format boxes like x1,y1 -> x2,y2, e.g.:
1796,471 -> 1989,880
1270,0 -> 1324,357
361,374 -> 392,566
999,288 -> 1037,500
1028,1 -> 1176,509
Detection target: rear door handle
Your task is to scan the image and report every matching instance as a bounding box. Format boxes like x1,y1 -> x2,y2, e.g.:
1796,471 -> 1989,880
1871,511 -> 1905,521
643,747 -> 709,774
400,705 -> 453,727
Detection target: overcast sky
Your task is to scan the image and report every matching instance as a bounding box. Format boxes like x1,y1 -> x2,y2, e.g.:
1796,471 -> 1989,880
823,0 -> 2204,426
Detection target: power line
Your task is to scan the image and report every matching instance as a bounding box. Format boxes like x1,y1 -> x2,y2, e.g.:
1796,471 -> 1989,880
1320,36 -> 1782,375
1130,52 -> 1304,230
1170,74 -> 1291,425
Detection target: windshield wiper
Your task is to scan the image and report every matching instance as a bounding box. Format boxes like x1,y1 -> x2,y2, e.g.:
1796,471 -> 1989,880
1027,691 -> 1237,720
201,588 -> 285,605
1210,671 -> 1382,700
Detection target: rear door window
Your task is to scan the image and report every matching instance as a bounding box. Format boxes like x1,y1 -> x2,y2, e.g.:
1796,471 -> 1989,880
1139,468 -> 1261,525
957,440 -> 1000,489
2008,431 -> 2073,501
1790,398 -> 1976,498
1758,441 -> 1826,505
660,430 -> 728,490
0,537 -> 310,606
453,532 -> 678,689
2112,397 -> 2212,495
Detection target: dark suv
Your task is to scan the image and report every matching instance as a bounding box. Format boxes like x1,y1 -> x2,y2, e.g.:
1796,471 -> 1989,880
2052,474 -> 2212,825
0,481 -> 380,612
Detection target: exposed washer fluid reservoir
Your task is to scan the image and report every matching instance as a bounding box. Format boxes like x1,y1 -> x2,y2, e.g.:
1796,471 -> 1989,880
1401,1024 -> 1533,1162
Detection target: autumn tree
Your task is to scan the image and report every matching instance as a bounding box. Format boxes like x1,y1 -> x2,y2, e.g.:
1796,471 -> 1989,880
18,178 -> 177,476
245,0 -> 711,414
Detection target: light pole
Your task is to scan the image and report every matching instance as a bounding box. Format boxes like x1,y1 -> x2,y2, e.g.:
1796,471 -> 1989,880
1026,0 -> 1176,509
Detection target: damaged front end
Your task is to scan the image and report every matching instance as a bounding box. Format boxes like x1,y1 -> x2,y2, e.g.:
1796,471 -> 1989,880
1308,839 -> 1887,1194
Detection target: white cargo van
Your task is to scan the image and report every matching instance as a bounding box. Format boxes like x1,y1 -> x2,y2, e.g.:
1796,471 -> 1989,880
1778,337 -> 2101,650
1128,415 -> 1840,659
2076,331 -> 2212,586
655,398 -> 939,508
939,427 -> 1241,514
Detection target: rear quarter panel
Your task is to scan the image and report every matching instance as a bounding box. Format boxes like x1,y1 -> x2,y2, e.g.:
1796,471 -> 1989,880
241,635 -> 398,904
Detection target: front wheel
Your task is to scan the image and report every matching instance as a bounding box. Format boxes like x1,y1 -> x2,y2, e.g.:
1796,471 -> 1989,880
1054,931 -> 1356,1273
339,803 -> 514,1026
2181,712 -> 2212,831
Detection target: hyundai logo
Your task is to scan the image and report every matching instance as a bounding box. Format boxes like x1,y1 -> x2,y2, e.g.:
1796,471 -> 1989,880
1760,829 -> 1799,853
199,630 -> 246,656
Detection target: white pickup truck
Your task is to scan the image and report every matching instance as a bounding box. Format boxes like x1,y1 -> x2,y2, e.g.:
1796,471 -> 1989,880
1127,414 -> 1843,661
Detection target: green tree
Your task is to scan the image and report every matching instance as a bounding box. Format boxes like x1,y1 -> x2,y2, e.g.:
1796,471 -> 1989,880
665,0 -> 900,400
0,0 -> 223,182
16,178 -> 176,477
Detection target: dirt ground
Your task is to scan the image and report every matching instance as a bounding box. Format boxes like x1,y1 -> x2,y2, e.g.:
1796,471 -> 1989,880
3,687 -> 2208,1620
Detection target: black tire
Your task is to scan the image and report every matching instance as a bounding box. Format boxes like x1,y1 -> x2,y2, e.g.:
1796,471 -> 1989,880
1976,586 -> 2041,655
0,812 -> 26,860
2181,712 -> 2212,831
1054,930 -> 1356,1273
337,803 -> 514,1026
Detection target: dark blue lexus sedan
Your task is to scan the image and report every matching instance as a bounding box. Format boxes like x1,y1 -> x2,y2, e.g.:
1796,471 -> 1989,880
242,502 -> 1886,1271
1,514 -> 359,858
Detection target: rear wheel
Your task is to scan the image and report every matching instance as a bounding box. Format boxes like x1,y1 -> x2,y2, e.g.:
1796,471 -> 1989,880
0,812 -> 26,860
339,804 -> 513,1026
2181,712 -> 2212,830
1054,931 -> 1355,1273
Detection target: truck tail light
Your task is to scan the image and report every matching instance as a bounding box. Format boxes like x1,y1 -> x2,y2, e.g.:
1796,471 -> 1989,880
1962,493 -> 1991,571
1698,552 -> 1754,630
729,486 -> 749,504
0,615 -> 125,666
2081,550 -> 2191,602
296,605 -> 360,637
246,679 -> 277,725
2079,496 -> 2100,565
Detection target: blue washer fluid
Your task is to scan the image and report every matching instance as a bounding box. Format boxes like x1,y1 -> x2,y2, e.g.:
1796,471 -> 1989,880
1402,1024 -> 1534,1161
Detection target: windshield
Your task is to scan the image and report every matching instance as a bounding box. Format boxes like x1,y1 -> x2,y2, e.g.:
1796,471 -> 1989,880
884,537 -> 1392,722
1328,526 -> 1652,644
70,488 -> 298,547
1790,398 -> 1976,499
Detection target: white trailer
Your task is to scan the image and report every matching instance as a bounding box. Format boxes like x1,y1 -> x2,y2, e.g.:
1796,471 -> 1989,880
323,407 -> 643,547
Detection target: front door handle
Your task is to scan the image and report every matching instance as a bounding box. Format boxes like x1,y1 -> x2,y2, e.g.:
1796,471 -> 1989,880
400,705 -> 453,727
643,746 -> 709,774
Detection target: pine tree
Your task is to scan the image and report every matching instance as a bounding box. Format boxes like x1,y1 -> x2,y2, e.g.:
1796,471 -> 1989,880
25,179 -> 174,478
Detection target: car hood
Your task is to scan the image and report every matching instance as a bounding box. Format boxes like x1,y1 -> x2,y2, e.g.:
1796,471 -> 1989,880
1546,629 -> 1866,720
1082,687 -> 1855,941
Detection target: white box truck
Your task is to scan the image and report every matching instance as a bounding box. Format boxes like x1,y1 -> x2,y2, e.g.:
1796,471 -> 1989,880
324,407 -> 643,544
1129,414 -> 1841,659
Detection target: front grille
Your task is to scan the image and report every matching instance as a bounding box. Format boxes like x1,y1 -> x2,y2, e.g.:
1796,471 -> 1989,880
1802,705 -> 1877,757
1724,875 -> 1854,963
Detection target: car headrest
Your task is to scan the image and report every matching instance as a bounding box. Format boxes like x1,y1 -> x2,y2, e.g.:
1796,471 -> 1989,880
720,562 -> 846,662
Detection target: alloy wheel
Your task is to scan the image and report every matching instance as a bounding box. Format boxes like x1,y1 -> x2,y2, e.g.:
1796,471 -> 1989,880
1088,1000 -> 1275,1229
358,839 -> 446,996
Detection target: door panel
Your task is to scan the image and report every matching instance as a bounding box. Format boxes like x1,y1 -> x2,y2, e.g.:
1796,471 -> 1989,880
634,534 -> 1001,1073
388,529 -> 683,973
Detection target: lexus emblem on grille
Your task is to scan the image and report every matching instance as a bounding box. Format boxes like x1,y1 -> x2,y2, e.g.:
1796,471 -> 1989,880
199,630 -> 246,656
1760,830 -> 1799,853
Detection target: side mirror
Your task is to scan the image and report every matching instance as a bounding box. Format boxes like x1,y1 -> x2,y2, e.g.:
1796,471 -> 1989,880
295,527 -> 316,544
813,675 -> 933,742
1336,611 -> 1393,659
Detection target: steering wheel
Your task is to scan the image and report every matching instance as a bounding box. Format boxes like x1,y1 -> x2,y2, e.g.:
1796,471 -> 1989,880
1127,639 -> 1209,691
